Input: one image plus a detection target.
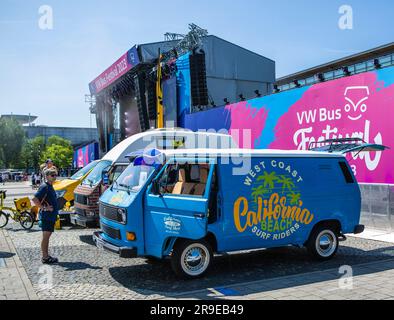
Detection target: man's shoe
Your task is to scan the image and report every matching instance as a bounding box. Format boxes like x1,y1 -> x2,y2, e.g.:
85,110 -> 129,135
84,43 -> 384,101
42,256 -> 59,264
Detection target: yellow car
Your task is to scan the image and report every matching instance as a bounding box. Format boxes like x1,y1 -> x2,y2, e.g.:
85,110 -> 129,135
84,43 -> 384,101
53,160 -> 99,211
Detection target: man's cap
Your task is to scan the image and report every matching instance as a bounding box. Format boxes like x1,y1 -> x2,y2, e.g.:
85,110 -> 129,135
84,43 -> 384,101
45,159 -> 53,164
44,168 -> 58,176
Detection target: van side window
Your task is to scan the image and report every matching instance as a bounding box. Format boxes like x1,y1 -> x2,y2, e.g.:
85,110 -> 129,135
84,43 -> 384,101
157,163 -> 210,197
157,164 -> 179,194
339,162 -> 355,184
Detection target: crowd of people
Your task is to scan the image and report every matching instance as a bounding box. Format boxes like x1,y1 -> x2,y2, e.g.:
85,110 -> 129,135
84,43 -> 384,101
0,171 -> 28,184
0,159 -> 61,188
31,172 -> 43,188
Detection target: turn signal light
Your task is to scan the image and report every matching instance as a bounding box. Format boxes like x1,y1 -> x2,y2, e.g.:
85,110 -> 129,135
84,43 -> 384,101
126,232 -> 136,241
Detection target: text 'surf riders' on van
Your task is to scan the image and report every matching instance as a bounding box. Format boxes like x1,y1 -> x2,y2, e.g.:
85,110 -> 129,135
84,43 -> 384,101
71,129 -> 237,228
93,145 -> 387,279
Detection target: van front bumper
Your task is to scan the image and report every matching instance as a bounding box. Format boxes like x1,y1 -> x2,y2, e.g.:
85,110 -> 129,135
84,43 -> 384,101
70,214 -> 99,228
92,231 -> 137,259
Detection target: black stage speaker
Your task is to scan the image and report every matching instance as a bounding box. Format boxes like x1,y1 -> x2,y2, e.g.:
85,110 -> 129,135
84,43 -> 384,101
189,50 -> 209,107
147,78 -> 157,121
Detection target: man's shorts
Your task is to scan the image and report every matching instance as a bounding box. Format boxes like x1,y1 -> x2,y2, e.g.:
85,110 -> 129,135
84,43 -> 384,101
40,219 -> 56,233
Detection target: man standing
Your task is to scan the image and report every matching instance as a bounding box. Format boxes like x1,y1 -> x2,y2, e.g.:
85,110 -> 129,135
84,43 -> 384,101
32,167 -> 59,264
41,159 -> 57,182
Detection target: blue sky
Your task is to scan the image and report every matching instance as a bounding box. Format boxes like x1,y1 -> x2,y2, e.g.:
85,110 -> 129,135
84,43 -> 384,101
0,0 -> 393,127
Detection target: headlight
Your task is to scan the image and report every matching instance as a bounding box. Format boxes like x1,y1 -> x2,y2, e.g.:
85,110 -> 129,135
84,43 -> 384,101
86,211 -> 95,217
118,208 -> 127,224
56,190 -> 66,198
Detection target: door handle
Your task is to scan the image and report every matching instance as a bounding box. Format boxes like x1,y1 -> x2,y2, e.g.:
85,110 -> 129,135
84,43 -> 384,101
194,214 -> 206,219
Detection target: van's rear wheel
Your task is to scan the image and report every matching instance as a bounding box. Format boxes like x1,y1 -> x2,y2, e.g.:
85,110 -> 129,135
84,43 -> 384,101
171,239 -> 213,279
307,225 -> 339,261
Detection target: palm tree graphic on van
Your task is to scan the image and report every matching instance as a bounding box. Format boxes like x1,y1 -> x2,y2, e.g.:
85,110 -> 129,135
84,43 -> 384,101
288,191 -> 301,205
251,185 -> 269,203
257,171 -> 278,189
252,171 -> 301,205
277,175 -> 295,194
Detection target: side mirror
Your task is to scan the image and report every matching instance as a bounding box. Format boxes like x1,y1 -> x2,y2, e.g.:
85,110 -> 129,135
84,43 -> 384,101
102,170 -> 110,186
151,180 -> 162,196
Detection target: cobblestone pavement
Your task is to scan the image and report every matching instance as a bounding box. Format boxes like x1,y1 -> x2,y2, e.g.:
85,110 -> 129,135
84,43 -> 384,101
0,228 -> 37,300
166,259 -> 394,300
2,182 -> 394,300
4,220 -> 394,300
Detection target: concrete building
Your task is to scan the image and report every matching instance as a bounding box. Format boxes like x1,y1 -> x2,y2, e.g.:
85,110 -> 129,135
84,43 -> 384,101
275,42 -> 394,91
24,126 -> 99,147
0,114 -> 99,147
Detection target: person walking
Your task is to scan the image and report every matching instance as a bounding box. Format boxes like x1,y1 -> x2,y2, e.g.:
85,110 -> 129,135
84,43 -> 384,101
32,167 -> 59,264
31,173 -> 36,188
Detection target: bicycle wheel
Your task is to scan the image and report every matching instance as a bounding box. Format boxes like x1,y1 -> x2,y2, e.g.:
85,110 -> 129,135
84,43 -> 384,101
0,211 -> 9,228
19,211 -> 35,230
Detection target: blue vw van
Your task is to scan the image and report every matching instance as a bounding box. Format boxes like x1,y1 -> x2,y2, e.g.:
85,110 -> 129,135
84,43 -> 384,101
93,147 -> 383,278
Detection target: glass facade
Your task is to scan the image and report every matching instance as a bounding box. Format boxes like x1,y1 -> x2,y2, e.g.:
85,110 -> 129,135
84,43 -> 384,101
276,51 -> 394,93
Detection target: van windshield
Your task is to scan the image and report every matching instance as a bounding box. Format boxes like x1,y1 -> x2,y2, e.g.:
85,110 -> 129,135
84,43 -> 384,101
82,160 -> 112,186
70,161 -> 98,180
115,164 -> 156,193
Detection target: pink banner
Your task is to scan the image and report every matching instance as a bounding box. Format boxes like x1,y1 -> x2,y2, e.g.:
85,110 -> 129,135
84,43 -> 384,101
269,73 -> 394,184
219,68 -> 394,184
89,47 -> 139,94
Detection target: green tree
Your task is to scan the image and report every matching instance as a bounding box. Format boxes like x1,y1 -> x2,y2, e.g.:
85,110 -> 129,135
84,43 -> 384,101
0,118 -> 26,168
20,136 -> 46,171
41,143 -> 73,169
47,135 -> 72,148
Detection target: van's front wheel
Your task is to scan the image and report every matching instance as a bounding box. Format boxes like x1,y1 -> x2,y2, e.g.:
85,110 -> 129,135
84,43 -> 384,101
307,226 -> 339,261
171,239 -> 213,279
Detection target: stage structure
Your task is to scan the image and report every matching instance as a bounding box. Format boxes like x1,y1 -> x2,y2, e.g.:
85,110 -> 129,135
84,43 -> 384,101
88,24 -> 275,154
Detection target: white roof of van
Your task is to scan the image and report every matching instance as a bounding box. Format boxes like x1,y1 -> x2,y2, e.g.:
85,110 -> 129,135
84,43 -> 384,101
102,129 -> 236,163
161,148 -> 345,158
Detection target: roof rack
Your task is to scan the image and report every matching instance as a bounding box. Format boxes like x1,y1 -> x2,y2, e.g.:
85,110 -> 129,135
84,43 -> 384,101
309,138 -> 366,151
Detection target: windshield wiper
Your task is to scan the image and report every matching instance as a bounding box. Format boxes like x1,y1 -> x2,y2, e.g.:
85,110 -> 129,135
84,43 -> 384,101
119,183 -> 132,195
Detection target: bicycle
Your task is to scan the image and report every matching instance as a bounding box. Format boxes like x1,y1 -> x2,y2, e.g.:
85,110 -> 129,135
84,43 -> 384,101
0,190 -> 35,230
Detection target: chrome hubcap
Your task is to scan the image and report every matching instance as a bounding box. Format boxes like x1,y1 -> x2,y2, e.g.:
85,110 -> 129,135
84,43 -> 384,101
181,244 -> 210,276
316,230 -> 337,257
